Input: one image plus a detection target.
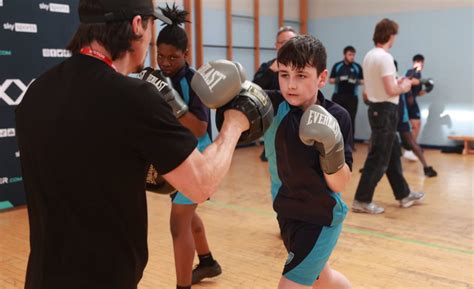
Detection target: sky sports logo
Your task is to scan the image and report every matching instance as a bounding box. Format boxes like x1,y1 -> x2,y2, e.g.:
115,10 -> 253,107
3,22 -> 37,33
42,49 -> 71,58
0,128 -> 15,138
39,2 -> 70,13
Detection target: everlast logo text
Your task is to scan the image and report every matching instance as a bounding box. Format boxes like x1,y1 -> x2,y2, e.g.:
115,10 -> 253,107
197,64 -> 226,91
146,74 -> 168,92
306,110 -> 339,135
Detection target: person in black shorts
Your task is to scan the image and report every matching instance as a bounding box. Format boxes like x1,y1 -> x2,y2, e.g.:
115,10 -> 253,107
264,35 -> 352,288
154,4 -> 221,287
15,1 -> 253,288
398,92 -> 437,177
253,26 -> 297,161
402,54 -> 429,161
329,46 -> 364,148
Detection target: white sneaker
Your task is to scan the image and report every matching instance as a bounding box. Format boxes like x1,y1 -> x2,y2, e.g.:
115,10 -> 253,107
403,150 -> 418,162
352,200 -> 385,214
399,192 -> 425,208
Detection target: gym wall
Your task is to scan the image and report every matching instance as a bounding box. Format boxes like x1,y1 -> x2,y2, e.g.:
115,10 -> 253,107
309,0 -> 474,146
156,0 -> 301,139
0,1 -> 79,211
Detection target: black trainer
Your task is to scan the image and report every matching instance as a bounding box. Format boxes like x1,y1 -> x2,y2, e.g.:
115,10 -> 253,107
191,261 -> 222,284
424,166 -> 437,177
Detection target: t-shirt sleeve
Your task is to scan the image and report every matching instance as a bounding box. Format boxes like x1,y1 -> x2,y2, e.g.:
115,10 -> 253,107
358,63 -> 364,80
253,62 -> 274,89
380,54 -> 396,77
330,63 -> 337,78
405,69 -> 412,77
134,83 -> 198,174
265,90 -> 285,115
188,88 -> 210,123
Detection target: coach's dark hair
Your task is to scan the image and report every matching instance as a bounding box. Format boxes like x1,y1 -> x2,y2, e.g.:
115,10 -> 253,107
276,26 -> 296,38
373,18 -> 398,45
277,35 -> 327,75
156,3 -> 189,52
343,45 -> 356,54
66,0 -> 150,60
413,54 -> 425,62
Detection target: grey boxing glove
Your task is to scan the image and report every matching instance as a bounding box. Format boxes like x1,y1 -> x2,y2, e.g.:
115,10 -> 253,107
138,67 -> 188,118
191,60 -> 246,108
299,104 -> 345,174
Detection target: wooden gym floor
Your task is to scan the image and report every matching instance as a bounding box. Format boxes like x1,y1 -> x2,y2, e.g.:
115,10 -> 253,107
0,144 -> 473,289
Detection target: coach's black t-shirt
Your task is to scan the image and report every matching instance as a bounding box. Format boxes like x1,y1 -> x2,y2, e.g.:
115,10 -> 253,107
15,54 -> 197,289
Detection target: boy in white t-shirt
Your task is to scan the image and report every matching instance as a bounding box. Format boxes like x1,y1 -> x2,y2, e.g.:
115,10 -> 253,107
352,18 -> 425,214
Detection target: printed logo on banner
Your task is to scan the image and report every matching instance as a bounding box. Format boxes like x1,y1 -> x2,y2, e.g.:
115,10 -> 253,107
0,50 -> 12,56
0,128 -> 15,138
3,23 -> 38,33
39,2 -> 70,13
15,151 -> 20,158
0,176 -> 23,185
0,79 -> 35,106
42,49 -> 71,58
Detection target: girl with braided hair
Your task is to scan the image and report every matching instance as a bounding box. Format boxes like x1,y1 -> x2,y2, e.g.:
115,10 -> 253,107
156,4 -> 221,289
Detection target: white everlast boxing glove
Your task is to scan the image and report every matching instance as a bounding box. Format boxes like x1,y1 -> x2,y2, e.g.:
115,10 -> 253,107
138,67 -> 188,118
299,104 -> 345,174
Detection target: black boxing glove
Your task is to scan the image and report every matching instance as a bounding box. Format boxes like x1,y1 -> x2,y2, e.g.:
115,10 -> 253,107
138,67 -> 188,118
215,81 -> 274,144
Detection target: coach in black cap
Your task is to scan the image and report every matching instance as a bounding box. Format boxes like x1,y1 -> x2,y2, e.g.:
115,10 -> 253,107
16,1 -> 249,288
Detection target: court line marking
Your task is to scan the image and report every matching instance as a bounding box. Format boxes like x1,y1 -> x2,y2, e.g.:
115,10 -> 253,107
206,199 -> 474,256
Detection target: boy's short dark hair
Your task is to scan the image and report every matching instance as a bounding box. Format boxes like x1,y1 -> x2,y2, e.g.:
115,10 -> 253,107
277,35 -> 327,75
343,46 -> 356,54
372,18 -> 398,45
67,0 -> 150,60
413,54 -> 425,62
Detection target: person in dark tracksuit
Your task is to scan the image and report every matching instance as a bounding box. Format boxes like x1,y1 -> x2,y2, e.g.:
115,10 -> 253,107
329,46 -> 363,148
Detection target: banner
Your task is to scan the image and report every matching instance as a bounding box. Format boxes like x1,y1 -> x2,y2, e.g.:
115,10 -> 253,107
0,0 -> 78,210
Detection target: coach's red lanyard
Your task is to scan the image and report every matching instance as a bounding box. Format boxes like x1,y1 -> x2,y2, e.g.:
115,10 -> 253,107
80,48 -> 117,71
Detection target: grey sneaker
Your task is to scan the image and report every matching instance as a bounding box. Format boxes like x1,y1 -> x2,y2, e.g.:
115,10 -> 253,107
399,191 -> 425,208
192,261 -> 222,284
352,200 -> 385,214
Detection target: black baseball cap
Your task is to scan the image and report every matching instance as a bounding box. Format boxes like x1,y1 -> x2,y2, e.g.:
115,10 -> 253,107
79,0 -> 171,24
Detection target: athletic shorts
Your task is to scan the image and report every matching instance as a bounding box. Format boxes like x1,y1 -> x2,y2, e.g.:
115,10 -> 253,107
277,192 -> 348,286
170,192 -> 196,205
397,120 -> 411,133
407,100 -> 420,120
